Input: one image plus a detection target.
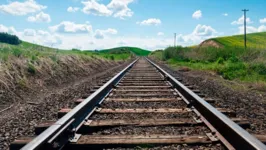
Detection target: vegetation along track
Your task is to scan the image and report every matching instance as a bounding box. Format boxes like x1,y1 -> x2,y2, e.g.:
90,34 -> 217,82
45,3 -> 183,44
10,58 -> 266,150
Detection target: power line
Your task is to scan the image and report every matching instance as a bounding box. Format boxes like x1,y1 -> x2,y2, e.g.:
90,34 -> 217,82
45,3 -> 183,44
242,9 -> 249,49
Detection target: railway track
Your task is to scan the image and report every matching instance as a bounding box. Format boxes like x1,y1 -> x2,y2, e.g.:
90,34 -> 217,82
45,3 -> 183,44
10,58 -> 266,150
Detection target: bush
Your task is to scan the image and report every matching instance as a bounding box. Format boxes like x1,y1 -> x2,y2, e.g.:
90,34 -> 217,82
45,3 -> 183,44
216,57 -> 224,64
250,63 -> 266,75
27,63 -> 36,74
218,62 -> 247,80
0,32 -> 21,45
49,55 -> 57,62
228,55 -> 239,63
162,46 -> 188,61
31,55 -> 38,63
110,55 -> 115,60
12,48 -> 22,57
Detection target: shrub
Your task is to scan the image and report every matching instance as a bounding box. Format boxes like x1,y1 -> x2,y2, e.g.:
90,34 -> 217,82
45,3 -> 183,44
228,55 -> 239,63
110,55 -> 115,60
49,55 -> 57,62
0,32 -> 21,45
250,63 -> 266,75
12,48 -> 22,57
31,55 -> 38,63
27,63 -> 36,74
216,57 -> 224,64
162,46 -> 188,61
219,62 -> 247,80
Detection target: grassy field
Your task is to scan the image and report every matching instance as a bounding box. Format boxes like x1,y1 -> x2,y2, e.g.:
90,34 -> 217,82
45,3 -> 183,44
0,33 -> 150,63
100,47 -> 150,56
0,41 -> 134,63
149,32 -> 266,84
211,32 -> 266,49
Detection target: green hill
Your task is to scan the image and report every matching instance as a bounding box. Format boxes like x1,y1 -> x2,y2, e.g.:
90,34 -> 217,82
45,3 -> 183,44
0,33 -> 149,63
100,47 -> 150,56
0,40 -> 132,62
208,32 -> 266,49
149,32 -> 266,83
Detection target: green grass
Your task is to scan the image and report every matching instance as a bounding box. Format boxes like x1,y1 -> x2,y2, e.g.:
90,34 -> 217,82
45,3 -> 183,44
149,50 -> 163,60
167,58 -> 266,82
149,32 -> 266,84
210,32 -> 266,49
100,46 -> 150,56
0,41 -> 134,62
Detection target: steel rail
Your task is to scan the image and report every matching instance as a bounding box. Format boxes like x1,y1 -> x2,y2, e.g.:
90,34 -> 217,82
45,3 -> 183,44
146,57 -> 266,150
21,58 -> 139,150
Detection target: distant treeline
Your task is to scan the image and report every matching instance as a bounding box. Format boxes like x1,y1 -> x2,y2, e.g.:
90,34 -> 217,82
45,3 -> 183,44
0,32 -> 21,45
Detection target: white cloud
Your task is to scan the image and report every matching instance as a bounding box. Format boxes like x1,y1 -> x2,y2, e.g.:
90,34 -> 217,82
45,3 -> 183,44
107,0 -> 134,19
0,22 -> 219,51
94,28 -> 118,39
223,13 -> 228,16
238,25 -> 266,34
176,34 -> 185,42
0,0 -> 46,16
137,18 -> 161,26
231,15 -> 253,25
0,24 -> 168,51
0,25 -> 61,47
82,0 -> 112,16
105,28 -> 118,34
259,18 -> 266,24
73,44 -> 83,50
192,10 -> 202,19
67,7 -> 79,12
0,24 -> 17,35
37,30 -> 50,36
94,30 -> 104,39
192,24 -> 216,36
157,32 -> 164,36
89,41 -> 94,45
23,29 -> 36,36
0,24 -> 10,33
238,26 -> 257,34
170,24 -> 218,46
30,30 -> 62,46
258,25 -> 266,32
117,39 -> 127,45
49,21 -> 93,33
27,12 -> 51,23
81,0 -> 134,19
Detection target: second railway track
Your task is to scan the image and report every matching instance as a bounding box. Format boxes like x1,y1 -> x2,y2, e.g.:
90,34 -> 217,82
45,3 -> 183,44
11,58 -> 266,150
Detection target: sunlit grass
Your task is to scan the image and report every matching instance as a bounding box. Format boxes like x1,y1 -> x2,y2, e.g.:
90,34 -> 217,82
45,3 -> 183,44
100,47 -> 150,56
211,32 -> 266,49
0,41 -> 132,62
149,32 -> 266,83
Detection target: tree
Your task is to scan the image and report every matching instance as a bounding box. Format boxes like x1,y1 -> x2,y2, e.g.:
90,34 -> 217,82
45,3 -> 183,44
0,32 -> 21,45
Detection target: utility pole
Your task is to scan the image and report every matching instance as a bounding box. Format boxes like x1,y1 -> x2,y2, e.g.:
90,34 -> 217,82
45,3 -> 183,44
174,33 -> 176,47
242,9 -> 249,49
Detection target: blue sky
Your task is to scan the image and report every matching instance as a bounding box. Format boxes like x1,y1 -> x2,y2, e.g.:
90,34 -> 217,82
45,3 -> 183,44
0,0 -> 266,50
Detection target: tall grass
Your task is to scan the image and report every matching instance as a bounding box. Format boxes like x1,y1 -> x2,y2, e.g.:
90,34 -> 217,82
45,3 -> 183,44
0,42 -> 132,63
150,45 -> 266,82
212,32 -> 266,49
